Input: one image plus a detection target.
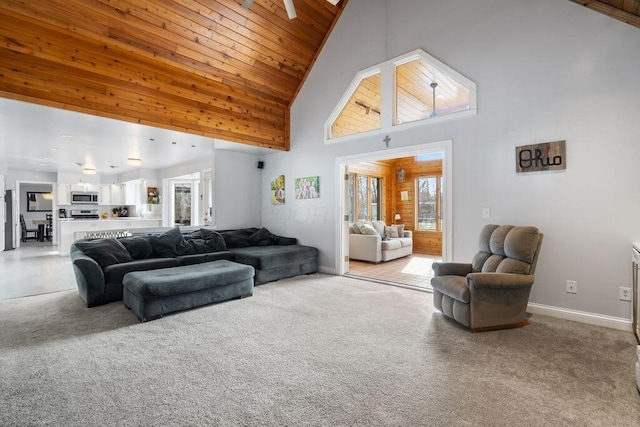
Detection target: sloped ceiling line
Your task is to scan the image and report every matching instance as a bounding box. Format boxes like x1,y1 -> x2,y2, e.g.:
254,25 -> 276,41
0,0 -> 349,151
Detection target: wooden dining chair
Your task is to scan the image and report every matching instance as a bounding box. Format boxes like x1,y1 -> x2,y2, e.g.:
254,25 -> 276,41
45,213 -> 53,241
20,214 -> 38,242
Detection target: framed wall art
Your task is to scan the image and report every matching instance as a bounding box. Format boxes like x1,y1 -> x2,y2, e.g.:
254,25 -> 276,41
271,175 -> 285,205
295,176 -> 320,199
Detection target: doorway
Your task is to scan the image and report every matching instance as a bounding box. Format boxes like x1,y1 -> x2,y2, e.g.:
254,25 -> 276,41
168,174 -> 201,227
335,140 -> 452,289
15,180 -> 56,249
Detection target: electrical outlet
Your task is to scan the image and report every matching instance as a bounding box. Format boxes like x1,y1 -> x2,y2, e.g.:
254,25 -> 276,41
482,208 -> 491,218
566,280 -> 577,294
619,287 -> 632,301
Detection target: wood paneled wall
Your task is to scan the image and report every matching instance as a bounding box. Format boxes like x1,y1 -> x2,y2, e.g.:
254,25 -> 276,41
392,157 -> 443,256
348,156 -> 443,256
0,0 -> 347,151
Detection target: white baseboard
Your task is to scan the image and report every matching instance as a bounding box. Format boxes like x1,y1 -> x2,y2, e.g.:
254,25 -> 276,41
528,303 -> 632,332
318,266 -> 336,275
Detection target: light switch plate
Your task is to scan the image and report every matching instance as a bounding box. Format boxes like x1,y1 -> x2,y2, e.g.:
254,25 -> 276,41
482,208 -> 491,218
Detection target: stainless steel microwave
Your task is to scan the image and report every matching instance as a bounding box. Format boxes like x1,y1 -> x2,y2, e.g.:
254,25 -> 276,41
71,191 -> 99,204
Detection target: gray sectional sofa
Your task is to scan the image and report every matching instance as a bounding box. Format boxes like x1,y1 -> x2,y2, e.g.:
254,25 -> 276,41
70,226 -> 319,307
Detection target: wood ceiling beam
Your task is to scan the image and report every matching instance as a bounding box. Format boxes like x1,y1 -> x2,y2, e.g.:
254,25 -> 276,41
569,0 -> 640,29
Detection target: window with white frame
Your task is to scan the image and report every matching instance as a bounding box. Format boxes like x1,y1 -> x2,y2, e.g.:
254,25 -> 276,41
326,49 -> 476,142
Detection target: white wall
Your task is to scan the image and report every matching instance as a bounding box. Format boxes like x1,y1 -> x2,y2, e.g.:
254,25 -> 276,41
6,169 -> 58,190
260,0 -> 640,319
215,150 -> 262,229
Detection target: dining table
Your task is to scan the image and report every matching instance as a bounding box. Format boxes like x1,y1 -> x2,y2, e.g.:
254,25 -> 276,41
32,219 -> 47,242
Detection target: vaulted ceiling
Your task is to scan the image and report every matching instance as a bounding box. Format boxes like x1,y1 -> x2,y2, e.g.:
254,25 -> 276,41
0,0 -> 348,152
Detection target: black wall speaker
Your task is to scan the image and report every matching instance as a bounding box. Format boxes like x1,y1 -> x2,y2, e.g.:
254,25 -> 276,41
257,161 -> 264,169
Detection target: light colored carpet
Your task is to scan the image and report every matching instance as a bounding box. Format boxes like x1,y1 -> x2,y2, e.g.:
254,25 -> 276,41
1,274 -> 638,426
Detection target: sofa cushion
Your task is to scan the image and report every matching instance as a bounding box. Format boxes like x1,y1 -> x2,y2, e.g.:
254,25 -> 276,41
151,228 -> 195,257
381,239 -> 402,251
176,251 -> 234,266
248,227 -> 278,246
359,224 -> 379,235
396,237 -> 412,248
229,245 -> 319,270
74,238 -> 133,268
119,236 -> 155,260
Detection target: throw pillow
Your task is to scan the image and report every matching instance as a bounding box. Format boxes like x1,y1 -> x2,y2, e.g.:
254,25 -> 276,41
359,224 -> 379,235
198,228 -> 228,252
248,227 -> 278,246
186,229 -> 228,253
354,221 -> 372,234
384,224 -> 406,238
119,236 -> 154,260
150,227 -> 195,257
75,238 -> 133,268
275,236 -> 297,246
220,230 -> 252,248
371,220 -> 386,235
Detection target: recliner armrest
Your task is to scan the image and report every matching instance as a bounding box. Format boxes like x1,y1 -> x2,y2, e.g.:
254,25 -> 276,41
466,273 -> 534,289
432,262 -> 472,277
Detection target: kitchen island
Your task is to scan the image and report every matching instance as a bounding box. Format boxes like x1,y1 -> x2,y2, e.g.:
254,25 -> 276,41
58,218 -> 163,256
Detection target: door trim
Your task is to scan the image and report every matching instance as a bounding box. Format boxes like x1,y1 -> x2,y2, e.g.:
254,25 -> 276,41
334,140 -> 453,276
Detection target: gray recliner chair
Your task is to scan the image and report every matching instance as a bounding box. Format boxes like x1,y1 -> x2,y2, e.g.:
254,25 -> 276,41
431,224 -> 543,332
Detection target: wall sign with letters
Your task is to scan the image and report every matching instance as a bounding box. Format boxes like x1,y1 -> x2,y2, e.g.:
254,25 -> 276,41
515,140 -> 566,173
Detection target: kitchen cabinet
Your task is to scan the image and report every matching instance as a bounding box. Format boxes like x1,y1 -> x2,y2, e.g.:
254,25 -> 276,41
111,185 -> 124,205
57,184 -> 70,205
99,185 -> 111,205
98,184 -> 125,205
124,180 -> 143,206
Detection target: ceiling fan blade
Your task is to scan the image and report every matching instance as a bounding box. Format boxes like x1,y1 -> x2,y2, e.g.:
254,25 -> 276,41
242,0 -> 254,8
283,0 -> 297,19
327,0 -> 339,5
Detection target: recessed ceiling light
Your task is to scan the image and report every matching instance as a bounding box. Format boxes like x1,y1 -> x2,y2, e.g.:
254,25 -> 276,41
60,134 -> 75,139
39,163 -> 47,166
191,144 -> 196,148
149,138 -> 155,141
83,167 -> 97,175
171,141 -> 177,145
51,148 -> 60,151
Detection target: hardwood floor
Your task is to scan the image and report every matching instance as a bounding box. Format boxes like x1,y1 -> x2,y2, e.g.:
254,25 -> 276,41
347,253 -> 440,290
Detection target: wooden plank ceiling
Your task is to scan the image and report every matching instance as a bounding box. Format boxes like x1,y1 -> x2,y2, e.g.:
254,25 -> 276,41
0,0 -> 348,151
570,0 -> 640,29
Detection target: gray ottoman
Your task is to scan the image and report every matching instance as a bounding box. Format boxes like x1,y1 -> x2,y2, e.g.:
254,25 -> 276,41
123,260 -> 254,322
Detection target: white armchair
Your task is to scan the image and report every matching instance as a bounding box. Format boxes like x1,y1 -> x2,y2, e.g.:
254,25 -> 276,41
349,220 -> 413,263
